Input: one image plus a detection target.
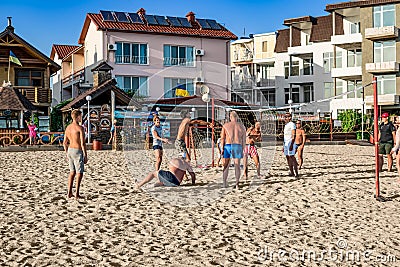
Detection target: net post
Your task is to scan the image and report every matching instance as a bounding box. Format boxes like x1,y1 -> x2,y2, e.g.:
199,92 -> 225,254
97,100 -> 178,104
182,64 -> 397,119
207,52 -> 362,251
211,98 -> 215,167
373,76 -> 380,200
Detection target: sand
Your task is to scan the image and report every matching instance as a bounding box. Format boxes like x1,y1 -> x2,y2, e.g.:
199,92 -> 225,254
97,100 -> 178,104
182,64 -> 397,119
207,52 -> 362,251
0,144 -> 399,266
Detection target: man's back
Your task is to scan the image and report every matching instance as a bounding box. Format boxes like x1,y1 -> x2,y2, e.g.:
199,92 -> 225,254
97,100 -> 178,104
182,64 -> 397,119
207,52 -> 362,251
66,123 -> 84,150
223,121 -> 245,144
177,118 -> 190,140
169,158 -> 194,183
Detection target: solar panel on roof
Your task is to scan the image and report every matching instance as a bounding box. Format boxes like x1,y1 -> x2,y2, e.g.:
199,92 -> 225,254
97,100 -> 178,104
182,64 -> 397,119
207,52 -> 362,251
114,12 -> 130,23
100,10 -> 115,22
206,19 -> 221,30
154,15 -> 169,26
128,13 -> 144,24
178,17 -> 192,28
167,16 -> 181,27
145,15 -> 159,25
196,19 -> 211,29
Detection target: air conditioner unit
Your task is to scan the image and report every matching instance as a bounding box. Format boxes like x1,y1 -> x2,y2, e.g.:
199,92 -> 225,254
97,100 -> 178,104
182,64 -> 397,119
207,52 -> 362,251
195,76 -> 204,83
108,44 -> 117,51
195,49 -> 205,56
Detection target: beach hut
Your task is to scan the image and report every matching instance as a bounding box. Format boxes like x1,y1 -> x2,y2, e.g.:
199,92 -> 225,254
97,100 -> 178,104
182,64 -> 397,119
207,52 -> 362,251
0,84 -> 37,129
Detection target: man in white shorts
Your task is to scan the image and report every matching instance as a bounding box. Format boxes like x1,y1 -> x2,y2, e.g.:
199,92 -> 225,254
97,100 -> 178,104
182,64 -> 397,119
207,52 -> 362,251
283,113 -> 299,178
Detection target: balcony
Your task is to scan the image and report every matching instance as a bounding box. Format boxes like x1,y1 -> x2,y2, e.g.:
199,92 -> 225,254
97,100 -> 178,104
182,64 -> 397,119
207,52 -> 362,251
232,77 -> 254,90
331,66 -> 362,79
163,57 -> 194,67
365,94 -> 399,105
331,33 -> 362,49
62,67 -> 84,86
15,87 -> 52,105
287,45 -> 313,58
365,26 -> 398,40
256,78 -> 275,88
365,61 -> 399,74
232,50 -> 253,63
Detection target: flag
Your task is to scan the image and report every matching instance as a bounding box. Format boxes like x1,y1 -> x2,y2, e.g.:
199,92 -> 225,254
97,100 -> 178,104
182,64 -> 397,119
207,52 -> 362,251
9,50 -> 22,66
175,86 -> 189,97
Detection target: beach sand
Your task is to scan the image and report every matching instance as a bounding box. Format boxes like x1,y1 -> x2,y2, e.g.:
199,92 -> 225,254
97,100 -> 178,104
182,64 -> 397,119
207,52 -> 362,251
1,144 -> 399,266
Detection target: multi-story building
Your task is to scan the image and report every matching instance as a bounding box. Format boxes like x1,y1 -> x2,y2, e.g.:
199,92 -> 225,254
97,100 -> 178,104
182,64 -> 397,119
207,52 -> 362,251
51,8 -> 237,104
326,0 -> 400,116
231,32 -> 276,106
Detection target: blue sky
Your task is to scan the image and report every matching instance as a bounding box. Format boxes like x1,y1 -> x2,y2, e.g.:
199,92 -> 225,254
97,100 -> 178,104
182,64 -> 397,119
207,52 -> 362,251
0,0 -> 333,55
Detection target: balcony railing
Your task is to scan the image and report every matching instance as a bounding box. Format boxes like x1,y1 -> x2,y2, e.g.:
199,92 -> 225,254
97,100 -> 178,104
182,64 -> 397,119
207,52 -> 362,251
331,33 -> 362,48
62,67 -> 84,85
365,26 -> 399,40
115,55 -> 149,65
233,50 -> 253,62
365,61 -> 399,74
163,57 -> 194,67
15,87 -> 52,104
232,77 -> 254,90
256,78 -> 275,87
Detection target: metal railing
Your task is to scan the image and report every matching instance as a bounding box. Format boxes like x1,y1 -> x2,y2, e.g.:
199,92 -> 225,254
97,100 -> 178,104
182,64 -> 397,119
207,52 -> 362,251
115,55 -> 149,64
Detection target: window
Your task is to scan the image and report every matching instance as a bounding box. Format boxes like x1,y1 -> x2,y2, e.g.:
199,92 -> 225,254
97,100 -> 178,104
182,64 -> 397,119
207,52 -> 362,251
262,89 -> 275,106
324,82 -> 334,98
115,42 -> 148,64
376,75 -> 396,94
262,41 -> 268,52
336,80 -> 344,99
303,58 -> 313,75
303,84 -> 314,102
323,52 -> 334,72
350,22 -> 360,34
15,69 -> 44,87
347,49 -> 362,67
373,4 -> 395,28
115,76 -> 148,96
290,61 -> 299,76
284,62 -> 289,79
164,78 -> 194,98
374,41 -> 395,63
347,80 -> 362,98
164,45 -> 194,66
284,88 -> 300,104
336,51 -> 342,68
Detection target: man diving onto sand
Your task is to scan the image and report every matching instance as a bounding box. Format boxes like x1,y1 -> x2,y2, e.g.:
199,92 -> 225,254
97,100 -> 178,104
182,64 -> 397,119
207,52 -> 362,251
135,158 -> 196,189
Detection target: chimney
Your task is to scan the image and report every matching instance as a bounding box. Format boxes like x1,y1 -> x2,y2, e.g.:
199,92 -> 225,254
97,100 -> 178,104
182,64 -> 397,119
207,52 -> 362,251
137,8 -> 146,16
186,12 -> 195,23
6,17 -> 14,32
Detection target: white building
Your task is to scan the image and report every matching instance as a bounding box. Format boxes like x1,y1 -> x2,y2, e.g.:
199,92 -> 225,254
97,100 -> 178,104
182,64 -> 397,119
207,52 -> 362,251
51,8 -> 237,104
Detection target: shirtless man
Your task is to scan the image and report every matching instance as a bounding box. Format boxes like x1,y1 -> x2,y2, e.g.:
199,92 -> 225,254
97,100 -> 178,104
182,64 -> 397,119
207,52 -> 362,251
220,111 -> 246,189
295,120 -> 306,169
175,110 -> 191,161
63,109 -> 88,199
136,158 -> 196,188
243,121 -> 262,179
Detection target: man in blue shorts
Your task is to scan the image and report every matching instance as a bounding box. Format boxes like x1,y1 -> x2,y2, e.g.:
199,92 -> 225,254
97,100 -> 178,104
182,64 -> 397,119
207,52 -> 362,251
220,111 -> 246,189
283,113 -> 299,178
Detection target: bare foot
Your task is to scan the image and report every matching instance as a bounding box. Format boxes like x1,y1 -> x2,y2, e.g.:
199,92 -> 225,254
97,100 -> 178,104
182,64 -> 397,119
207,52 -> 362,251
75,194 -> 85,200
67,192 -> 73,198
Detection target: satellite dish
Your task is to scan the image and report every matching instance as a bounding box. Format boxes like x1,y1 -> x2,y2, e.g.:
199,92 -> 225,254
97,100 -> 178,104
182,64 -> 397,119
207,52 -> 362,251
202,93 -> 210,103
200,85 -> 209,95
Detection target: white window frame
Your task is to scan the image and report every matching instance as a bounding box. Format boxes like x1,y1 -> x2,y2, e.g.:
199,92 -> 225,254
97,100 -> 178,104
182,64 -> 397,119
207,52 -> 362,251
323,52 -> 334,73
115,76 -> 148,97
163,78 -> 195,98
115,42 -> 148,65
347,49 -> 362,67
376,75 -> 396,95
303,84 -> 314,102
374,41 -> 396,63
163,45 -> 195,67
373,4 -> 395,28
